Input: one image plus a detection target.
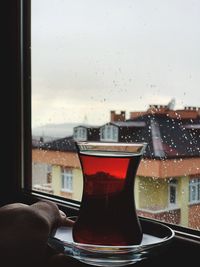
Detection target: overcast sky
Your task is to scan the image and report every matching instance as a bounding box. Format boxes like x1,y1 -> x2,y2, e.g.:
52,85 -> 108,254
32,0 -> 200,128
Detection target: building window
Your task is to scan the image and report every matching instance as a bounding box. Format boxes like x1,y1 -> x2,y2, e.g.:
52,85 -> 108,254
100,125 -> 118,142
73,127 -> 87,141
168,179 -> 177,207
61,168 -> 73,192
189,178 -> 200,203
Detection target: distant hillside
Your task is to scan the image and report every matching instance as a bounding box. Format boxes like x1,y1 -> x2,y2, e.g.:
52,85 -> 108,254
32,122 -> 79,139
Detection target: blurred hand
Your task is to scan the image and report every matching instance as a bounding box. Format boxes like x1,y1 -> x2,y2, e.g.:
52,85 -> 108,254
0,200 -> 76,267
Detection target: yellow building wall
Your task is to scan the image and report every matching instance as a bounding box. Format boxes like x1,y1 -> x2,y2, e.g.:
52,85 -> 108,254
52,166 -> 61,196
51,165 -> 83,201
72,168 -> 83,201
134,176 -> 140,209
52,165 -> 189,226
138,176 -> 168,210
137,175 -> 190,227
177,175 -> 189,227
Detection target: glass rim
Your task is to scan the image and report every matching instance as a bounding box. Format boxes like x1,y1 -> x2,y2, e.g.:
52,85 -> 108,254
75,141 -> 147,154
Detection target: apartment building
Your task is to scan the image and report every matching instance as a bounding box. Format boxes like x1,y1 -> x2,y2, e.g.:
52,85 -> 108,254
32,104 -> 200,229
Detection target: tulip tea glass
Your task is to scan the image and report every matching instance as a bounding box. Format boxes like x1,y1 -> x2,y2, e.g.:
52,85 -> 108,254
73,142 -> 147,246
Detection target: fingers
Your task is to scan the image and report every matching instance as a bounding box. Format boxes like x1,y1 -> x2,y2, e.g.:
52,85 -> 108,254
0,200 -> 76,267
58,210 -> 75,227
31,200 -> 60,228
30,200 -> 74,232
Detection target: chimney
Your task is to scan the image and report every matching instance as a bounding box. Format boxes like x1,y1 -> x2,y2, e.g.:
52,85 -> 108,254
110,111 -> 126,122
110,110 -> 115,122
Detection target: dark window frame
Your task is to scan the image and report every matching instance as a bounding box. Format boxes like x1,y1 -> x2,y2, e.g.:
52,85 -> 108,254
3,1 -> 199,257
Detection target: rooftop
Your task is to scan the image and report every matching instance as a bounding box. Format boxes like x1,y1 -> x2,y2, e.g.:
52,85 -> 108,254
32,101 -> 200,160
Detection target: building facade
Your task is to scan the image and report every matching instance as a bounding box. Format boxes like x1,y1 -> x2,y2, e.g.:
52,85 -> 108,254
32,104 -> 200,229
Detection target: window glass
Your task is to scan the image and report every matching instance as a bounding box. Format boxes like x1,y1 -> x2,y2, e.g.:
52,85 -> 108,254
61,168 -> 73,192
169,179 -> 177,206
73,127 -> 87,141
100,125 -> 118,142
31,0 -> 200,231
189,178 -> 200,203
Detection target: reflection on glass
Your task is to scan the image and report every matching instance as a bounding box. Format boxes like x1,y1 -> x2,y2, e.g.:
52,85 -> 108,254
31,0 -> 200,231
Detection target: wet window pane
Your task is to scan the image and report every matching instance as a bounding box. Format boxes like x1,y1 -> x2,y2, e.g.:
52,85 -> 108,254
32,0 -> 200,231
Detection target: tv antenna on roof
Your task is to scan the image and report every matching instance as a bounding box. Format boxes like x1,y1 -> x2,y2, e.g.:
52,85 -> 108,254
167,98 -> 176,110
83,115 -> 88,124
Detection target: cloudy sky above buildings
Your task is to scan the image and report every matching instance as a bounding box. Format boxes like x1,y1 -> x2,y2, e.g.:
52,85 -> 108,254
32,0 -> 200,128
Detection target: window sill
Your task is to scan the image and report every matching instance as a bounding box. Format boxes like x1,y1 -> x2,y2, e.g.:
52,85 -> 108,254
19,190 -> 199,240
189,201 -> 200,206
60,189 -> 73,193
20,190 -> 80,215
137,206 -> 180,214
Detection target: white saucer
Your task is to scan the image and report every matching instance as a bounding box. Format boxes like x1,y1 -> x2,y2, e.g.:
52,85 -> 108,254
48,218 -> 174,267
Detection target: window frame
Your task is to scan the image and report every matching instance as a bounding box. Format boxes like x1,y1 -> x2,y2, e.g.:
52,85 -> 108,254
73,126 -> 87,141
100,125 -> 119,142
61,167 -> 73,193
168,178 -> 178,207
6,0 -> 200,247
189,178 -> 200,204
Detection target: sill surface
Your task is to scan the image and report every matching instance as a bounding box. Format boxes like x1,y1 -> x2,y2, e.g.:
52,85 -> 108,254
19,190 -> 200,243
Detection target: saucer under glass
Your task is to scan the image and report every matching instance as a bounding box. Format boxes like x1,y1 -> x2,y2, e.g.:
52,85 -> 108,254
48,217 -> 174,267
